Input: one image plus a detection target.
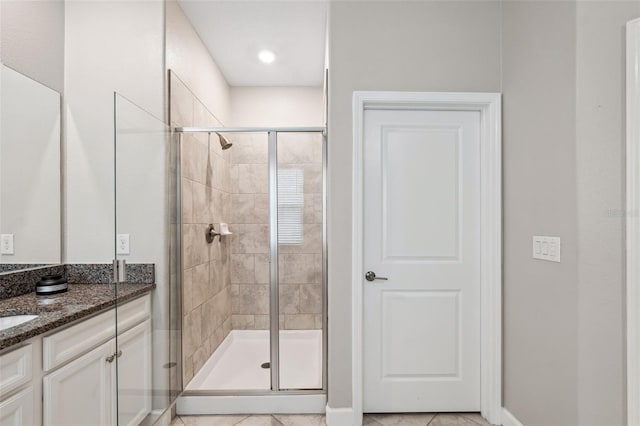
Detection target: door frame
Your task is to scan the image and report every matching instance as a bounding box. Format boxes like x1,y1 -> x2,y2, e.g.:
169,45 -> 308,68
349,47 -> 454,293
626,17 -> 640,426
351,91 -> 502,425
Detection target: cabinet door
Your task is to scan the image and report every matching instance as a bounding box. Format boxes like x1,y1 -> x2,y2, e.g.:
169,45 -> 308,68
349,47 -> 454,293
0,387 -> 35,426
43,339 -> 115,426
117,320 -> 151,426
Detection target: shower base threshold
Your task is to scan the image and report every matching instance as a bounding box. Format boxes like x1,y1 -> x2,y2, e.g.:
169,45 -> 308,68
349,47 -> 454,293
186,329 -> 323,391
176,393 -> 327,415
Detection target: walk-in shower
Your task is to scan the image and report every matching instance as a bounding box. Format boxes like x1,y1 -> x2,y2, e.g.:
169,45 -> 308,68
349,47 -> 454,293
174,124 -> 327,413
167,70 -> 327,413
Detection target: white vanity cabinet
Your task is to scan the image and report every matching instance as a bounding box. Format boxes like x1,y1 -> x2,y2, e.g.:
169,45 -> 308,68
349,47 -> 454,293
0,293 -> 151,426
43,339 -> 116,426
43,294 -> 151,426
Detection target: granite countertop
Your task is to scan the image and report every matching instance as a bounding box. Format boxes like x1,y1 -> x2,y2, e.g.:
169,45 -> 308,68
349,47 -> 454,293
0,283 -> 155,351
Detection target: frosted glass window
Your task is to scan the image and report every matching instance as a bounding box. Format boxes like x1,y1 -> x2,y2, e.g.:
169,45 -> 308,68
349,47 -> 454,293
278,169 -> 304,244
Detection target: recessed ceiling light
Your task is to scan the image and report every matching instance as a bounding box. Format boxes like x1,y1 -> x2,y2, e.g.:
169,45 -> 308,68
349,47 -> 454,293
258,50 -> 276,64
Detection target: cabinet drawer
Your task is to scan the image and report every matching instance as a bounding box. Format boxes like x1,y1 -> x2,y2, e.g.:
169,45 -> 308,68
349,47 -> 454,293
0,386 -> 34,426
43,294 -> 151,372
0,345 -> 32,399
43,308 -> 115,372
117,294 -> 151,332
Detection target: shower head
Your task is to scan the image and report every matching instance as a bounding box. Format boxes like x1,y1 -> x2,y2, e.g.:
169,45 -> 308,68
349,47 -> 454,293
217,133 -> 233,150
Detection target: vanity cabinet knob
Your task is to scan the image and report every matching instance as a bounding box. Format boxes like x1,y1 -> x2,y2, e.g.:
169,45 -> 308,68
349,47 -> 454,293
106,350 -> 123,363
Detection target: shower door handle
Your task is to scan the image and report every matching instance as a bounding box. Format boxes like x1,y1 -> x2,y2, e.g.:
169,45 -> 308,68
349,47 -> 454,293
365,271 -> 388,282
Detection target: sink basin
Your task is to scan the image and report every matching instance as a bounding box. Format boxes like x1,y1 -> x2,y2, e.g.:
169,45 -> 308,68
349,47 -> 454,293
0,315 -> 38,331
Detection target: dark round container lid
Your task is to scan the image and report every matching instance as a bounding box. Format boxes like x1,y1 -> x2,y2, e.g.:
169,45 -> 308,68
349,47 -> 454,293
38,274 -> 67,286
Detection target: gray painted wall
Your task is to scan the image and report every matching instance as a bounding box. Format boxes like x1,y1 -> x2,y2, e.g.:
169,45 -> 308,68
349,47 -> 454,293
327,0 -> 502,408
503,2 -> 640,425
502,3 -> 579,425
0,0 -> 64,92
328,1 -> 640,425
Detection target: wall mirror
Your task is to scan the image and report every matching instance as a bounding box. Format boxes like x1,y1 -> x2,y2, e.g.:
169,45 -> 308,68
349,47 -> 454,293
0,64 -> 62,273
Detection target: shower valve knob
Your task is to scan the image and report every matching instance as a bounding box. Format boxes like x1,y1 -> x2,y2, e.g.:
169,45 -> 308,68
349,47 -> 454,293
206,224 -> 220,243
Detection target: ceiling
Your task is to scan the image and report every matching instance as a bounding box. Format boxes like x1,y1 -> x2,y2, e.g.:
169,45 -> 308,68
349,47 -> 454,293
177,0 -> 327,87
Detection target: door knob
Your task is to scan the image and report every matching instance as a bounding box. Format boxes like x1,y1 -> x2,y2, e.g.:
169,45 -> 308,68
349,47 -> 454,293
365,271 -> 388,282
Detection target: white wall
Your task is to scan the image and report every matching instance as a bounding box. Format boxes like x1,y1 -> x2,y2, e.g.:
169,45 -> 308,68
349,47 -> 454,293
0,65 -> 61,264
63,0 -> 168,414
64,0 -> 165,263
0,0 -> 65,93
229,86 -> 323,127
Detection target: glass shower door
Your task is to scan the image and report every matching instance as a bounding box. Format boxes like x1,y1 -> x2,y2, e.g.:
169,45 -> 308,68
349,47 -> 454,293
276,131 -> 325,391
170,125 -> 326,403
114,93 -> 179,425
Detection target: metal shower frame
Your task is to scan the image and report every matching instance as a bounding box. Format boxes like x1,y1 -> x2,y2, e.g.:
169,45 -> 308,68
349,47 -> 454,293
175,126 -> 328,396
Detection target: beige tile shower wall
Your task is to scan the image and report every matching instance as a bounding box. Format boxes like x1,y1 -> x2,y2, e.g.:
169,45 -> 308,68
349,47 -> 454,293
278,133 -> 323,330
170,72 -> 233,385
229,133 -> 270,330
230,132 -> 323,330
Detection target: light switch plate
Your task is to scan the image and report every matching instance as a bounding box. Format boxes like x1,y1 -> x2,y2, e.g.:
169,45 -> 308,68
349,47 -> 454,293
532,236 -> 561,262
1,234 -> 14,255
117,234 -> 130,255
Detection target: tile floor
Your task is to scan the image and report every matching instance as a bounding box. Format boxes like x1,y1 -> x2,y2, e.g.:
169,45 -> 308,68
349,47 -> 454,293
171,413 -> 493,426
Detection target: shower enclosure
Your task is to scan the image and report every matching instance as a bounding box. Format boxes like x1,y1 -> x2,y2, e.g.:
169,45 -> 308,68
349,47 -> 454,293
114,92 -> 179,425
96,69 -> 330,414
111,73 -> 327,421
175,126 -> 327,413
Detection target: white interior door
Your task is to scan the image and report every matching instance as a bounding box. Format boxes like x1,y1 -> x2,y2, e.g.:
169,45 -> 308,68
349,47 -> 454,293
363,108 -> 481,412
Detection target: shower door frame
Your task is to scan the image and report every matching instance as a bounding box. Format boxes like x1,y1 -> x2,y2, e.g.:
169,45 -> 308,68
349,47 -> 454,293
175,126 -> 328,398
627,17 -> 640,426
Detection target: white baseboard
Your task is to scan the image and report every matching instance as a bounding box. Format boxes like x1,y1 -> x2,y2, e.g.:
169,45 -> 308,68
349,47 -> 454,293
502,408 -> 524,426
325,405 -> 356,426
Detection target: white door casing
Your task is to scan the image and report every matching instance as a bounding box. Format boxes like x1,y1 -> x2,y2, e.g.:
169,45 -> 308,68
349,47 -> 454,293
363,109 -> 481,412
626,17 -> 640,426
351,92 -> 502,425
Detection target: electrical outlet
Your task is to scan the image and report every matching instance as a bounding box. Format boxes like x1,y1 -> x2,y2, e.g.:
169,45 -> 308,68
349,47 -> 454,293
532,236 -> 561,262
1,234 -> 14,255
117,234 -> 130,255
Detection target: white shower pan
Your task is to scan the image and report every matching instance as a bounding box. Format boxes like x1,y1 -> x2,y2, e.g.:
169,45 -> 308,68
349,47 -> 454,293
178,329 -> 326,415
186,329 -> 323,391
